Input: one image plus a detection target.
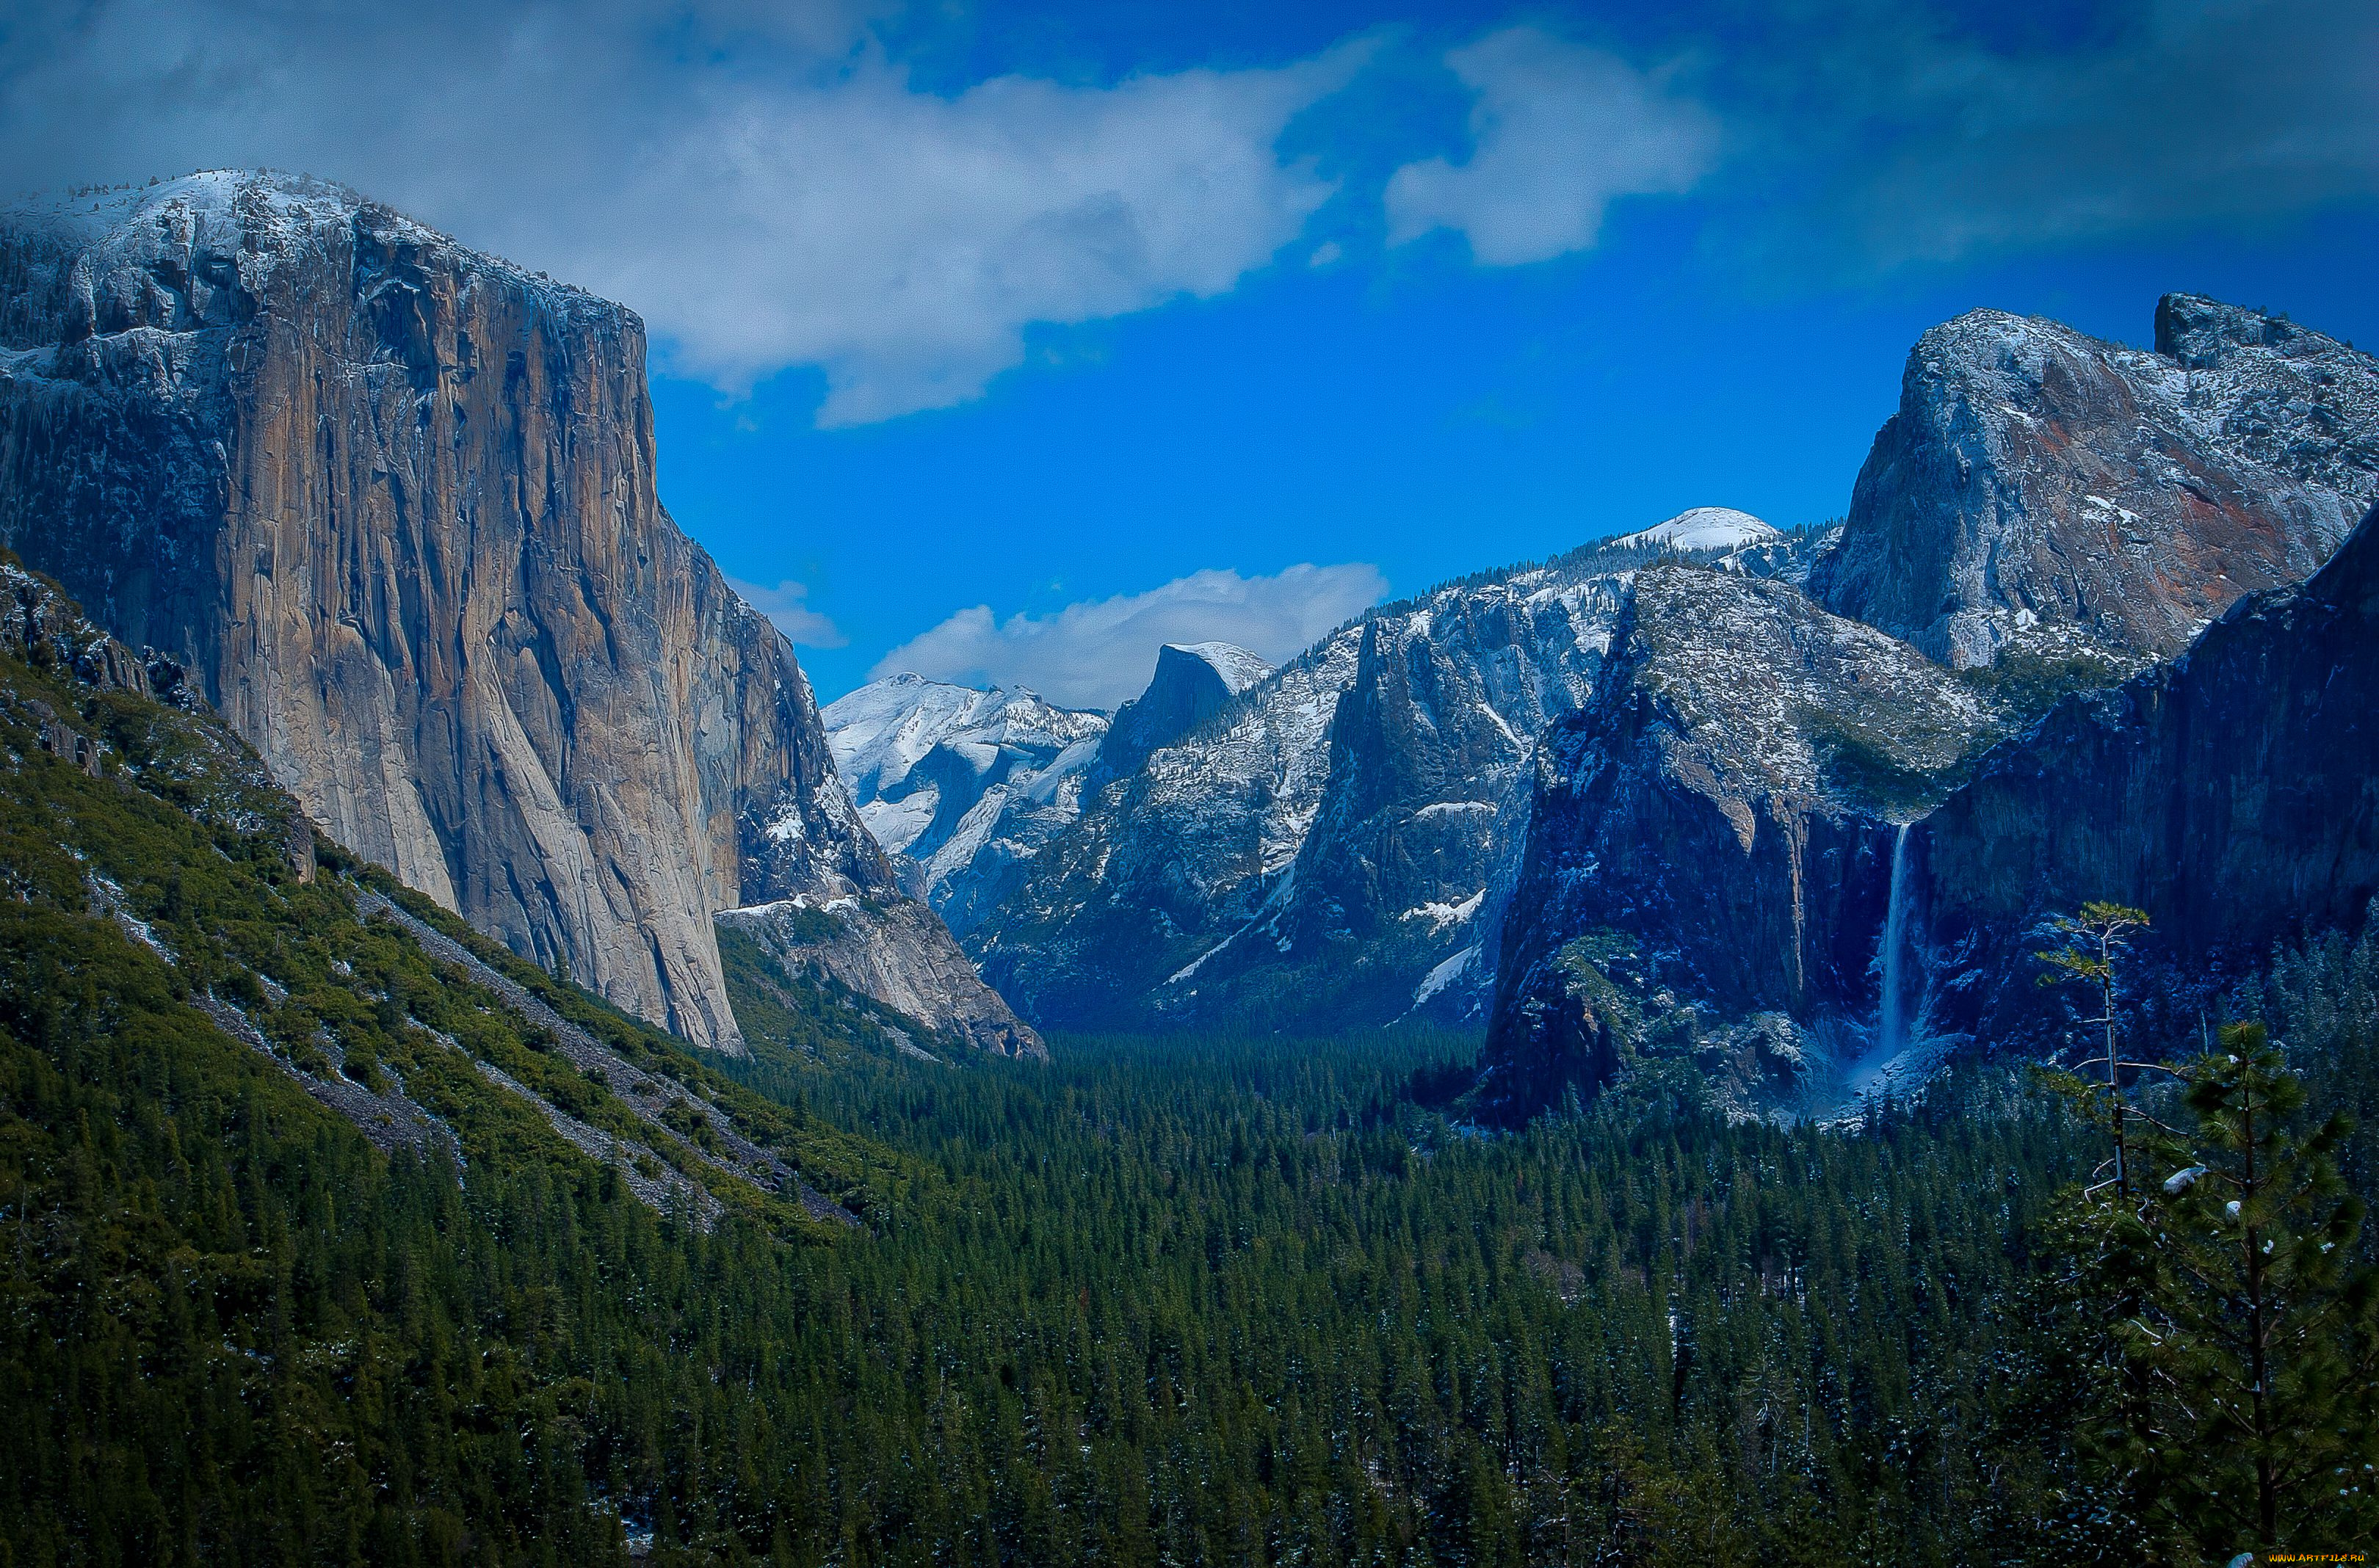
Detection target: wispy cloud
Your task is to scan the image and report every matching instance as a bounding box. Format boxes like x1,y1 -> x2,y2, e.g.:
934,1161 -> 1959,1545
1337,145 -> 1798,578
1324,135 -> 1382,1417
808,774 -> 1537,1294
875,563 -> 1388,708
1386,27 -> 1719,266
727,577 -> 847,648
0,1 -> 1365,424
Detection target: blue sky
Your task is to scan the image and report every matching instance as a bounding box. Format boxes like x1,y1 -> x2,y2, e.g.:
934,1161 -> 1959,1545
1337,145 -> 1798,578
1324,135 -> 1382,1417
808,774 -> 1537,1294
10,0 -> 2378,704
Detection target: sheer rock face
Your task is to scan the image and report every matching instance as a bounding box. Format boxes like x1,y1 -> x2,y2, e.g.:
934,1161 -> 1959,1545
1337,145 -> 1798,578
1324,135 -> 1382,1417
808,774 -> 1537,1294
1811,295 -> 2379,670
971,524 -> 1825,1031
1095,642 -> 1270,778
1474,566 -> 1992,1125
1911,501 -> 2379,1048
0,172 -> 1028,1053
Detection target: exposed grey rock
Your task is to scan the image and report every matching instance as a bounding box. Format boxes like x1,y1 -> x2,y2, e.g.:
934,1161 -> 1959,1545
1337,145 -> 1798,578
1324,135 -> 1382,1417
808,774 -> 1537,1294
1096,641 -> 1271,777
1910,498 -> 2379,1051
1811,294 -> 2379,670
822,675 -> 1108,932
1472,563 -> 1994,1125
0,171 -> 1022,1056
718,896 -> 1046,1059
973,519 -> 1831,1030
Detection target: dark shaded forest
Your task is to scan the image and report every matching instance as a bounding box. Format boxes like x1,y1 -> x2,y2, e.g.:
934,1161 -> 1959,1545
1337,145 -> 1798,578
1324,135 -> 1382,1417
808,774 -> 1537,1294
1,629 -> 2375,1566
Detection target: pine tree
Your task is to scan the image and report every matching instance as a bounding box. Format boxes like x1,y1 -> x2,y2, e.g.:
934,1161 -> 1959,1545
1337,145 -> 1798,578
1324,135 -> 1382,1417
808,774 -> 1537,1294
2038,902 -> 2153,1199
2049,1023 -> 2379,1557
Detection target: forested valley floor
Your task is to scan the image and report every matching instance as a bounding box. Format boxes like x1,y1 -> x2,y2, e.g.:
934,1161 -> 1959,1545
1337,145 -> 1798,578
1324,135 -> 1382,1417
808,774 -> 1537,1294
2,619 -> 2375,1565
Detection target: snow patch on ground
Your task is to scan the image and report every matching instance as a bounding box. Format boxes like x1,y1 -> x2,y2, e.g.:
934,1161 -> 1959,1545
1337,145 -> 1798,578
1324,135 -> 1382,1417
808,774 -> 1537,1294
1401,890 -> 1484,932
1412,943 -> 1480,1006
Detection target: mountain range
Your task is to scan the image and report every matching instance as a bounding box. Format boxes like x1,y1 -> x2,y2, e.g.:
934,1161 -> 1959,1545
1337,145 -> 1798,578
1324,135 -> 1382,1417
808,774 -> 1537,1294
7,170 -> 2377,1131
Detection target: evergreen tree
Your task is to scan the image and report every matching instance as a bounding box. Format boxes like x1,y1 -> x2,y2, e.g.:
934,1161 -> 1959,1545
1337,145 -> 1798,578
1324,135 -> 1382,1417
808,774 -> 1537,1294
2038,902 -> 2153,1199
2044,1023 -> 2379,1558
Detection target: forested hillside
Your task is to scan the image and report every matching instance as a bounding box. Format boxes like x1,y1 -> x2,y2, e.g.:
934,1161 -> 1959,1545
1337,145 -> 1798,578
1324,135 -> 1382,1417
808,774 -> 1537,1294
4,555 -> 2374,1563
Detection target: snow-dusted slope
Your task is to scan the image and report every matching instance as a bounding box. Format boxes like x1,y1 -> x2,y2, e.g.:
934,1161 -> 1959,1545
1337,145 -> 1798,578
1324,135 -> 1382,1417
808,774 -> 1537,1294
822,675 -> 1108,932
971,519 -> 1829,1029
1609,507 -> 1779,553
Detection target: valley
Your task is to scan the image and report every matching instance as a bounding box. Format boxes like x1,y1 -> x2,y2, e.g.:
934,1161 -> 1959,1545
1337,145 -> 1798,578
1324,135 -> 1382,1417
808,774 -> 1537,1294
1,164 -> 2375,1564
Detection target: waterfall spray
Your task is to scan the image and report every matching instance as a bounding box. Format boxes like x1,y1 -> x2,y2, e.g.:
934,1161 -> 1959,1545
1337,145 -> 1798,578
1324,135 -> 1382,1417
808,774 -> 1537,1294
1878,824 -> 1913,1056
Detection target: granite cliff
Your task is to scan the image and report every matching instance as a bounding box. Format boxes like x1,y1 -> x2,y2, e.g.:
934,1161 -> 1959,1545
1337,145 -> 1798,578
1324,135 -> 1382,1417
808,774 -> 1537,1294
0,171 -> 1029,1055
1908,498 -> 2379,1051
1471,564 -> 1995,1124
971,515 -> 1824,1030
1811,295 -> 2378,670
1473,295 -> 2378,1124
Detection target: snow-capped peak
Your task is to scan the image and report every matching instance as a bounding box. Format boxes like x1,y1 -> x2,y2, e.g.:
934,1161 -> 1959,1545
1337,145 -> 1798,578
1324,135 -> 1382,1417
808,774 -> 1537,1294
1609,507 -> 1778,554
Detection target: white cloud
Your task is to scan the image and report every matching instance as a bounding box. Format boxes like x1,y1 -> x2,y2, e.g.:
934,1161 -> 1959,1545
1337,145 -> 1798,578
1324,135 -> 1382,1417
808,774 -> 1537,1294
875,563 -> 1388,709
0,2 -> 1364,424
1386,27 -> 1720,266
727,577 -> 847,647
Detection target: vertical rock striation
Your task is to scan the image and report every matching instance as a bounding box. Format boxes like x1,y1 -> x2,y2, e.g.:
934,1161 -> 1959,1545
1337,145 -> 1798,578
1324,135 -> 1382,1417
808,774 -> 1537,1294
1473,565 -> 1991,1123
1913,500 -> 2379,1048
0,171 -> 1025,1053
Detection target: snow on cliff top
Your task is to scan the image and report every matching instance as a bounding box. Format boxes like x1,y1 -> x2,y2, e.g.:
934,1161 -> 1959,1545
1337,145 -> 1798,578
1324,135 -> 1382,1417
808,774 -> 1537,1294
4,170 -> 613,323
1609,508 -> 1778,553
1165,642 -> 1273,695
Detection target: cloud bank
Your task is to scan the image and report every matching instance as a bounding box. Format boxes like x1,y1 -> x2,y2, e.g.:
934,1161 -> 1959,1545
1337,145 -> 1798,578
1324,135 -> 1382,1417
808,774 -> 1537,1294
1386,27 -> 1719,266
0,1 -> 1360,424
1791,0 -> 2379,267
8,0 -> 2373,424
875,564 -> 1388,709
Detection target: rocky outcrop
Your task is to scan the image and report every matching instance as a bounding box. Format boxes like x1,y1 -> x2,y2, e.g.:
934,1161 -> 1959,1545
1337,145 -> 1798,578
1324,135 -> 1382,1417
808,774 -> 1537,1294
1811,295 -> 2378,670
1094,642 -> 1271,777
1908,499 -> 2379,1049
718,896 -> 1045,1058
822,675 -> 1108,932
1472,564 -> 1994,1124
971,519 -> 1826,1031
0,171 -> 1022,1055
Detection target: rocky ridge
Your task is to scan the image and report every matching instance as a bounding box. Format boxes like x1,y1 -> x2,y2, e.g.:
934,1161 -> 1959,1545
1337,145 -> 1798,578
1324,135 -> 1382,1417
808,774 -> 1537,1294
971,520 -> 1831,1030
0,171 -> 1025,1055
1811,295 -> 2379,670
823,675 -> 1108,933
1471,294 -> 2379,1125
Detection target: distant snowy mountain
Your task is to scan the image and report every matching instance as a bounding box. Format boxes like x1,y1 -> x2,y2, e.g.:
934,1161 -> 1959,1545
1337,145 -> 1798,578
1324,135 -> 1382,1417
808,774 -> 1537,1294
821,676 -> 1109,932
970,517 -> 1828,1031
1609,507 -> 1779,553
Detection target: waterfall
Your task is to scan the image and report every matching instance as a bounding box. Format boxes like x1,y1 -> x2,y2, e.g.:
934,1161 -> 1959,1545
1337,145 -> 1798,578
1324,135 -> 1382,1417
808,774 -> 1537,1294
1878,824 -> 1914,1056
